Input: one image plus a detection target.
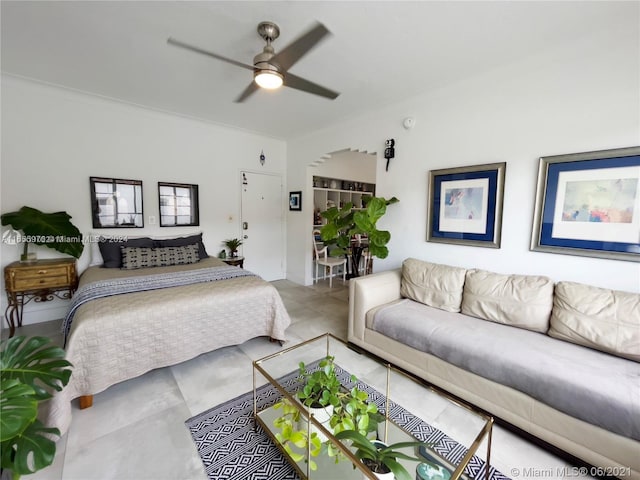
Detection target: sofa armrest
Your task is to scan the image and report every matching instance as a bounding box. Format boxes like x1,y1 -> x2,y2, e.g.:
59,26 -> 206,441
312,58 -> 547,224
349,269 -> 402,343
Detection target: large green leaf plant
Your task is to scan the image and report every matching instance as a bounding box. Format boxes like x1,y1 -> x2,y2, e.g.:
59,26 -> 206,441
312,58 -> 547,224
320,196 -> 399,259
0,336 -> 72,479
1,206 -> 84,260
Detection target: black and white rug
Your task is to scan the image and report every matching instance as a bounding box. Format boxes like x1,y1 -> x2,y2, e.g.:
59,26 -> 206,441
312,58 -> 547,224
185,362 -> 510,480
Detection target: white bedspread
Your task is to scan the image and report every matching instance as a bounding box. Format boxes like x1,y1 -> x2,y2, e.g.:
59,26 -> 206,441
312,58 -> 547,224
43,257 -> 291,434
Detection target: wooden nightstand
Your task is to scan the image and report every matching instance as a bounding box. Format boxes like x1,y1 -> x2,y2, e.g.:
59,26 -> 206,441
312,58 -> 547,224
222,256 -> 244,268
4,258 -> 78,337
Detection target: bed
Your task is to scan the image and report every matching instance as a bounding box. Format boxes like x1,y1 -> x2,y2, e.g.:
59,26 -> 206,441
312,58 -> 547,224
44,249 -> 291,435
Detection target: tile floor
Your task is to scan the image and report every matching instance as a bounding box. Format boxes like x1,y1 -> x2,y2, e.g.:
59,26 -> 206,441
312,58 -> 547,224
8,279 -> 592,480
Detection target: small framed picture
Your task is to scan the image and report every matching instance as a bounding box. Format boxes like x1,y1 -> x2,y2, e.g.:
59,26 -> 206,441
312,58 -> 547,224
289,191 -> 302,211
427,162 -> 506,248
531,146 -> 640,262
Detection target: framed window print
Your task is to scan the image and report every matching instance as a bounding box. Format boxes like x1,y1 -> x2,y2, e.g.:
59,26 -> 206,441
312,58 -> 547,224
158,182 -> 199,227
427,162 -> 506,248
90,177 -> 143,228
289,191 -> 302,211
530,146 -> 640,262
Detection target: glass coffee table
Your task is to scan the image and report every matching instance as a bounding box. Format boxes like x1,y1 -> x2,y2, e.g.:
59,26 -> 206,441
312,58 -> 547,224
253,333 -> 494,480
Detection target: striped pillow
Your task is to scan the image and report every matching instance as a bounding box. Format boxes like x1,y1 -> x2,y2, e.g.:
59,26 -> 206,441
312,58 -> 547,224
120,244 -> 200,270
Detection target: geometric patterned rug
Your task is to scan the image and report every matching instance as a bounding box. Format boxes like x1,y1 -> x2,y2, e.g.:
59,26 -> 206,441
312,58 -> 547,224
185,362 -> 510,480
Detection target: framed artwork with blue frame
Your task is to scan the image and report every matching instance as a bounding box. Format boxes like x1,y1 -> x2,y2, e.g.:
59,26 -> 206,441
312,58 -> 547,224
531,146 -> 640,262
427,162 -> 506,248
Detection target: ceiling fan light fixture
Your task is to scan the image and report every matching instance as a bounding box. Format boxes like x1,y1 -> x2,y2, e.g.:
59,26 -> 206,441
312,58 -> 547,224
254,70 -> 283,89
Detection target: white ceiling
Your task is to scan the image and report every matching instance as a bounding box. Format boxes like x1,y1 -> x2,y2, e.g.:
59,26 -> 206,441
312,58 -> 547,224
1,1 -> 635,140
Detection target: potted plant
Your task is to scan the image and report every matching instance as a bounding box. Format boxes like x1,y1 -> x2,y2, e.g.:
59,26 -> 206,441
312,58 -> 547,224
272,398 -> 324,471
296,356 -> 382,438
1,206 -> 84,262
335,430 -> 434,480
297,356 -> 341,409
273,356 -> 383,469
223,238 -> 243,258
320,196 -> 399,275
0,336 -> 73,479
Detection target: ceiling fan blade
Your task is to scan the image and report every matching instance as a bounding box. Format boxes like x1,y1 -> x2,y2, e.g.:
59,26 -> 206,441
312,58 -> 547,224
234,82 -> 260,103
284,72 -> 339,100
167,37 -> 254,71
271,22 -> 330,71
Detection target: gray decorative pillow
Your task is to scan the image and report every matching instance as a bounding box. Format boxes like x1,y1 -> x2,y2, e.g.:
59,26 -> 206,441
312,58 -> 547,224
120,244 -> 200,270
153,233 -> 208,259
98,237 -> 154,268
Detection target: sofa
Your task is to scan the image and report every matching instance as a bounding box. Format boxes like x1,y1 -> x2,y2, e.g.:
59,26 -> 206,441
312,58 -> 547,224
348,258 -> 640,478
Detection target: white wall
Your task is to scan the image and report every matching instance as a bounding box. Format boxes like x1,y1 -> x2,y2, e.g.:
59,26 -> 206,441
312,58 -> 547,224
312,150 -> 376,185
1,76 -> 287,324
287,24 -> 640,292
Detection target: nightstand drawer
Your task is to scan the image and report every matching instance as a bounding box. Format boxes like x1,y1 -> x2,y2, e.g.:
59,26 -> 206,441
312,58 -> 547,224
12,265 -> 70,280
13,275 -> 71,291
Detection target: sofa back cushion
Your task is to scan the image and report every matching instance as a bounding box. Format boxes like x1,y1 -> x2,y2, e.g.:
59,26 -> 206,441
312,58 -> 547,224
549,281 -> 640,362
400,258 -> 467,312
461,269 -> 554,333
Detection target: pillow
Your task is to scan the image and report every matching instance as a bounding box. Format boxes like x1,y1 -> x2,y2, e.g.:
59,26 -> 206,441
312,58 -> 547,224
98,236 -> 154,268
400,258 -> 467,312
120,244 -> 200,270
153,233 -> 208,259
460,269 -> 554,333
89,233 -> 104,266
549,281 -> 640,362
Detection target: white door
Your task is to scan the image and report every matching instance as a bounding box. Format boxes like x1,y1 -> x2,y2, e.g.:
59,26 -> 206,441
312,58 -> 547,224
240,171 -> 284,281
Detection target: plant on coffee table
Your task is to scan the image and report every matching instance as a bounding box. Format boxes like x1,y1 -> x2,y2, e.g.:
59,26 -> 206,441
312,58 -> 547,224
335,430 -> 435,480
273,356 -> 383,469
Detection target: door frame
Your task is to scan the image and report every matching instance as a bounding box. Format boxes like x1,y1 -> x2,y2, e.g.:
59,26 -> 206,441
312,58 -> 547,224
239,169 -> 286,280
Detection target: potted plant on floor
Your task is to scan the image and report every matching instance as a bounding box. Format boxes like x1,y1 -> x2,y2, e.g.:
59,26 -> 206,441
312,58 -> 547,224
0,336 -> 73,479
1,206 -> 84,262
335,430 -> 434,480
320,196 -> 399,277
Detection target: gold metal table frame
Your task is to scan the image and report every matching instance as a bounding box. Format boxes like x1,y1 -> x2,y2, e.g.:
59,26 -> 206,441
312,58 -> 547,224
253,333 -> 494,480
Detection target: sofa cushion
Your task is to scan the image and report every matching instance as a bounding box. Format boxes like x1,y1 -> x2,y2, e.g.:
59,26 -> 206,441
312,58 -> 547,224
400,258 -> 466,312
368,298 -> 640,441
549,282 -> 640,362
461,269 -> 554,333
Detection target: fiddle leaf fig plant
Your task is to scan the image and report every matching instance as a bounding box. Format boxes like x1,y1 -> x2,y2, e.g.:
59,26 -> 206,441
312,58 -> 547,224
0,336 -> 73,479
1,206 -> 84,260
320,196 -> 399,259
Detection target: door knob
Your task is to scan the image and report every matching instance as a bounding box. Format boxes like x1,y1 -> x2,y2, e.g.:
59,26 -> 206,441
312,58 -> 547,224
243,235 -> 248,239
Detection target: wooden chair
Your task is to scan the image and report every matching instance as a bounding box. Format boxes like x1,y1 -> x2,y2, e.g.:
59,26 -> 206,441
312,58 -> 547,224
313,230 -> 346,287
353,234 -> 372,275
360,248 -> 373,275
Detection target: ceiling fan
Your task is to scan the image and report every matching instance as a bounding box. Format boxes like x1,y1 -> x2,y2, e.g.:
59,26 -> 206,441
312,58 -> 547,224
167,21 -> 340,103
